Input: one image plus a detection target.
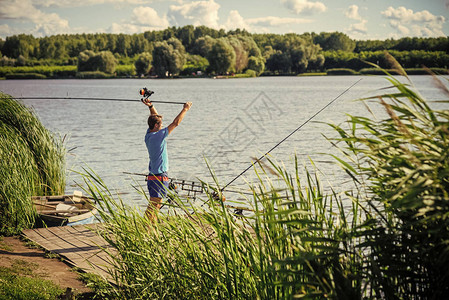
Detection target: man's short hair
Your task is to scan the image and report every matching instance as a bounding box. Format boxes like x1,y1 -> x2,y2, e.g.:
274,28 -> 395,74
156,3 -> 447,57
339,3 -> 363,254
148,114 -> 162,130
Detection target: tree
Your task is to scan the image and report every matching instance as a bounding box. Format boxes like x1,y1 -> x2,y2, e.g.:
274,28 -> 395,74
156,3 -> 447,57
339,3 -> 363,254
135,52 -> 153,76
227,36 -> 248,73
177,25 -> 195,52
115,34 -> 131,56
130,34 -> 150,56
193,25 -> 223,40
77,50 -> 117,73
247,56 -> 265,75
39,37 -> 57,59
192,35 -> 215,57
314,32 -> 355,52
308,54 -> 325,71
207,38 -> 236,74
2,34 -> 37,59
152,38 -> 186,77
265,51 -> 290,73
96,51 -> 117,73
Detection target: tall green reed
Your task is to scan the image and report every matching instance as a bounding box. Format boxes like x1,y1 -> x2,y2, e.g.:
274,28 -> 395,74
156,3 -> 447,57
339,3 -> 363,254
328,55 -> 449,298
0,93 -> 66,235
80,154 -> 363,299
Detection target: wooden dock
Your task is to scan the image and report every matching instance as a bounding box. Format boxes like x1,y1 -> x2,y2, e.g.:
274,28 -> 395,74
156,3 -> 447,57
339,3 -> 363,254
22,224 -> 114,281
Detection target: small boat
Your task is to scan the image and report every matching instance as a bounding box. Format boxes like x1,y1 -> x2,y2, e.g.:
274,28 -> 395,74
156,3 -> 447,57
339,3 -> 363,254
32,191 -> 98,227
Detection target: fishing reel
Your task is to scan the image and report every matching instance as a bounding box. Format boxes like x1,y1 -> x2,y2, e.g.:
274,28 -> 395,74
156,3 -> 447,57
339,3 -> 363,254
139,87 -> 154,100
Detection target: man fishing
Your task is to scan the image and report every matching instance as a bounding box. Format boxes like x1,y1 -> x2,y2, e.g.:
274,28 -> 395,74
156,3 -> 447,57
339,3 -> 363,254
142,97 -> 192,222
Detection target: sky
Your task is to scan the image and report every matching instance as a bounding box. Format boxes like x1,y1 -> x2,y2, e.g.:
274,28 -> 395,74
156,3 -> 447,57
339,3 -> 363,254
0,0 -> 448,41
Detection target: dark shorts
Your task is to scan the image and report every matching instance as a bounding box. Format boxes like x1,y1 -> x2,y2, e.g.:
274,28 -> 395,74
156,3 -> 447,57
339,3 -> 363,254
146,172 -> 169,198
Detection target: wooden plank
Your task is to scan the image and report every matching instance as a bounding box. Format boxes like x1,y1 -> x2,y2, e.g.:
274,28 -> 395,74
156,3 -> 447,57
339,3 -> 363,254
62,226 -> 113,265
22,225 -> 114,281
43,227 -> 89,265
26,227 -> 62,251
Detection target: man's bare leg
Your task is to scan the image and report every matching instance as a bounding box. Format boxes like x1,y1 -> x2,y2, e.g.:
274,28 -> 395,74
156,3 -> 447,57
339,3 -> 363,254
145,197 -> 162,223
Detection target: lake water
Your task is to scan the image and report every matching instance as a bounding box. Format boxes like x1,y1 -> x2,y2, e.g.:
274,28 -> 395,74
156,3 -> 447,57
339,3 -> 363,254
1,75 -> 448,209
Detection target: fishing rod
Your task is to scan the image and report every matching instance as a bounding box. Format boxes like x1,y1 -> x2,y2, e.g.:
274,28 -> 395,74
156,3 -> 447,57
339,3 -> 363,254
219,78 -> 363,193
15,96 -> 185,105
14,87 -> 186,105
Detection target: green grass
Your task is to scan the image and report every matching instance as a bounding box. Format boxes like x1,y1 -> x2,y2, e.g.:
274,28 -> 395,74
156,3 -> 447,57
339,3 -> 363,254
0,261 -> 64,300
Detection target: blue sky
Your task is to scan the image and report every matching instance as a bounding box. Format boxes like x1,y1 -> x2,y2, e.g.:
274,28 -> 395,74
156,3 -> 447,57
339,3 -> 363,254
0,0 -> 448,40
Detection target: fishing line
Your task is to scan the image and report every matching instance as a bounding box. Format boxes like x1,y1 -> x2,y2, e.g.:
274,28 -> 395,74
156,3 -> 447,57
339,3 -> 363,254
15,96 -> 185,105
220,78 -> 363,193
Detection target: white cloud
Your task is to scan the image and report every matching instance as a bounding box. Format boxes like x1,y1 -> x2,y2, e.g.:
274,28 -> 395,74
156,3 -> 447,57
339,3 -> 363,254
32,0 -> 150,8
0,0 -> 70,37
281,0 -> 326,15
345,5 -> 367,36
108,22 -> 146,34
345,5 -> 362,21
348,20 -> 368,34
106,5 -> 170,34
0,24 -> 14,39
248,16 -> 312,27
382,6 -> 446,37
223,10 -> 251,31
222,10 -> 312,33
133,6 -> 169,28
168,0 -> 220,28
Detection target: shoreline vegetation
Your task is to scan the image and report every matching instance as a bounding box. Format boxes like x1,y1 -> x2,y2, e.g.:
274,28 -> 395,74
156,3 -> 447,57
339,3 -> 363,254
0,66 -> 447,80
1,26 -> 448,80
1,56 -> 448,298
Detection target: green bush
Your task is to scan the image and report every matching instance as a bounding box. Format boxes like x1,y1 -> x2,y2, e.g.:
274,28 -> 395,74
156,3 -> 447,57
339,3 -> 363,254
244,69 -> 257,77
326,68 -> 359,75
5,73 -> 46,79
76,71 -> 111,79
115,64 -> 136,77
360,68 -> 403,75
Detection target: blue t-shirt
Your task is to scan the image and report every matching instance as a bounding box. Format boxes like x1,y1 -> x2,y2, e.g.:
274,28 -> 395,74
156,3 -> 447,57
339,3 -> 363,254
145,127 -> 169,174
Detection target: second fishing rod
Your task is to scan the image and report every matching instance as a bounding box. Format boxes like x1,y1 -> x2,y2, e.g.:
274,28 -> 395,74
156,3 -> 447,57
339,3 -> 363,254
201,78 -> 363,207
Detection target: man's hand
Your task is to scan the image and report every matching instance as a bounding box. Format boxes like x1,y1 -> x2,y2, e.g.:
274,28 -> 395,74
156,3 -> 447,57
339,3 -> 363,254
183,102 -> 192,111
142,98 -> 153,108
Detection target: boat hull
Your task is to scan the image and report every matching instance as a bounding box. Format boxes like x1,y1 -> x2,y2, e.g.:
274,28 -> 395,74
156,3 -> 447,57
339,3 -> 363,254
32,193 -> 97,227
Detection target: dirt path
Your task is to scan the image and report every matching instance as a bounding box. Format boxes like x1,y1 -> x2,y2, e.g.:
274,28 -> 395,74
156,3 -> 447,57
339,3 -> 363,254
0,235 -> 91,295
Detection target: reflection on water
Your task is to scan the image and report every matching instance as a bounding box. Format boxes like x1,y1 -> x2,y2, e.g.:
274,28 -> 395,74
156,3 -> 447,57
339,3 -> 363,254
1,76 -> 447,208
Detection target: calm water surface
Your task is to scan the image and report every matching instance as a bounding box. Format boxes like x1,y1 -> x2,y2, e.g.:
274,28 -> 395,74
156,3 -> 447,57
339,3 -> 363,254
1,76 -> 447,208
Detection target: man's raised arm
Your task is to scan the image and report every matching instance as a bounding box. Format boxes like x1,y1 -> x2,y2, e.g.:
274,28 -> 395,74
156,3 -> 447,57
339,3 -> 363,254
142,98 -> 159,115
168,102 -> 192,134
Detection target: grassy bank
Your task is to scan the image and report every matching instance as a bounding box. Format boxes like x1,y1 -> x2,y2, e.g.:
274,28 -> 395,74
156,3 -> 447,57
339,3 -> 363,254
78,59 -> 449,299
0,94 -> 66,235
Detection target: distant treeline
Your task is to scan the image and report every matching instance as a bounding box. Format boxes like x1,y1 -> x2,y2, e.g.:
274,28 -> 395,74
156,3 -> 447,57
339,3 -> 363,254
0,26 -> 448,77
